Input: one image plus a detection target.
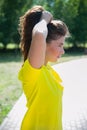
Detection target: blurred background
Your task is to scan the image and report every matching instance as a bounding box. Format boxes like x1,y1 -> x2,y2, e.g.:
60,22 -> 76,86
0,0 -> 87,125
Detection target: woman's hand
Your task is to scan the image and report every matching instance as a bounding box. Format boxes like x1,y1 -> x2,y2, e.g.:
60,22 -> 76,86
40,11 -> 53,24
33,10 -> 53,38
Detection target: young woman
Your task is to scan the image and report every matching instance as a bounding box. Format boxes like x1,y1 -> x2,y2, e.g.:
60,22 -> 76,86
18,5 -> 69,130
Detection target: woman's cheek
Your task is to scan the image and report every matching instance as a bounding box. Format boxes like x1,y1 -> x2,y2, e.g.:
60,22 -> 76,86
55,47 -> 60,54
53,47 -> 58,55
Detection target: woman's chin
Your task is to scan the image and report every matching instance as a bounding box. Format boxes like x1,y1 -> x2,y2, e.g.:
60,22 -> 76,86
52,58 -> 58,63
49,57 -> 60,63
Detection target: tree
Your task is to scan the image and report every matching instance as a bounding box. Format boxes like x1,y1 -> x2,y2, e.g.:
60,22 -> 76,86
0,0 -> 87,49
0,0 -> 33,49
52,0 -> 65,20
61,0 -> 80,47
52,0 -> 87,48
71,0 -> 87,46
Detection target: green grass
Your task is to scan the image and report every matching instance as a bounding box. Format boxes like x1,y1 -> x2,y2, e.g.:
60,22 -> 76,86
0,62 -> 23,124
0,50 -> 87,124
0,51 -> 23,124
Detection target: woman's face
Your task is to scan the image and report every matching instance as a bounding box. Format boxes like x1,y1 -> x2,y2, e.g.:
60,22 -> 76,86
45,36 -> 65,63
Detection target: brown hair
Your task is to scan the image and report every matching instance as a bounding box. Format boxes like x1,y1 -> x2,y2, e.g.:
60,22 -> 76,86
19,5 -> 69,61
47,20 -> 69,43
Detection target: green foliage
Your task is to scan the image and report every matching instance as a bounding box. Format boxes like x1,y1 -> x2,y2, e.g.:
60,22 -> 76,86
0,51 -> 22,124
0,0 -> 87,49
71,0 -> 87,45
62,0 -> 79,28
53,0 -> 65,19
0,0 -> 31,48
61,0 -> 80,46
51,0 -> 87,47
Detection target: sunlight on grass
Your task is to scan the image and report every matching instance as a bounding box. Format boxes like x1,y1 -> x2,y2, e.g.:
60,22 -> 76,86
7,43 -> 19,49
0,43 -> 4,49
0,62 -> 22,124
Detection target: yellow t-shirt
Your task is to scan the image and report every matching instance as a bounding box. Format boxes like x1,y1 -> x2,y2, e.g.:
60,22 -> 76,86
18,59 -> 64,130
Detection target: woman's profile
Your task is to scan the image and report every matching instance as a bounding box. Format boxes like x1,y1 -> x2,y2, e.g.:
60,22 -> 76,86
18,5 -> 69,130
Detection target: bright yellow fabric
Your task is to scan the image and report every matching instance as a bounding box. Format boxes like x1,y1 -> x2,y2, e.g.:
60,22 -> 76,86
18,59 -> 64,130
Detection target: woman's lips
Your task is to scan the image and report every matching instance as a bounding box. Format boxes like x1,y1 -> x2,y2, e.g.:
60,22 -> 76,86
57,55 -> 61,58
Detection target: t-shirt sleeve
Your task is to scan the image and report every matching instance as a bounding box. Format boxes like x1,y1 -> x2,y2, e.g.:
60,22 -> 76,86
18,59 -> 41,85
18,59 -> 41,101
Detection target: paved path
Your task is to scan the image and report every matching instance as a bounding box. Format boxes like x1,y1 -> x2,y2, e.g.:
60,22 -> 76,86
53,58 -> 87,130
0,58 -> 87,130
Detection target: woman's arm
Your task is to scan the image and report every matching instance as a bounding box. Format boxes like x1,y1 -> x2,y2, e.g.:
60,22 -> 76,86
27,11 -> 52,69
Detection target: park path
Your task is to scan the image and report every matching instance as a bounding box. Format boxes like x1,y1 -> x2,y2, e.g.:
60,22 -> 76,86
0,58 -> 87,130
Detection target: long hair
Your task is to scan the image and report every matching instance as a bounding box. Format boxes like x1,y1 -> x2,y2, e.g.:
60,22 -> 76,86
19,6 -> 69,61
19,6 -> 44,61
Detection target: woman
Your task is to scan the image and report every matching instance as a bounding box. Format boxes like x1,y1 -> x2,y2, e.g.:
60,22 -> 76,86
18,5 -> 69,130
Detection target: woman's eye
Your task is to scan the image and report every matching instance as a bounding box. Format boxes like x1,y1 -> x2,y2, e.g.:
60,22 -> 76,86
58,45 -> 62,47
